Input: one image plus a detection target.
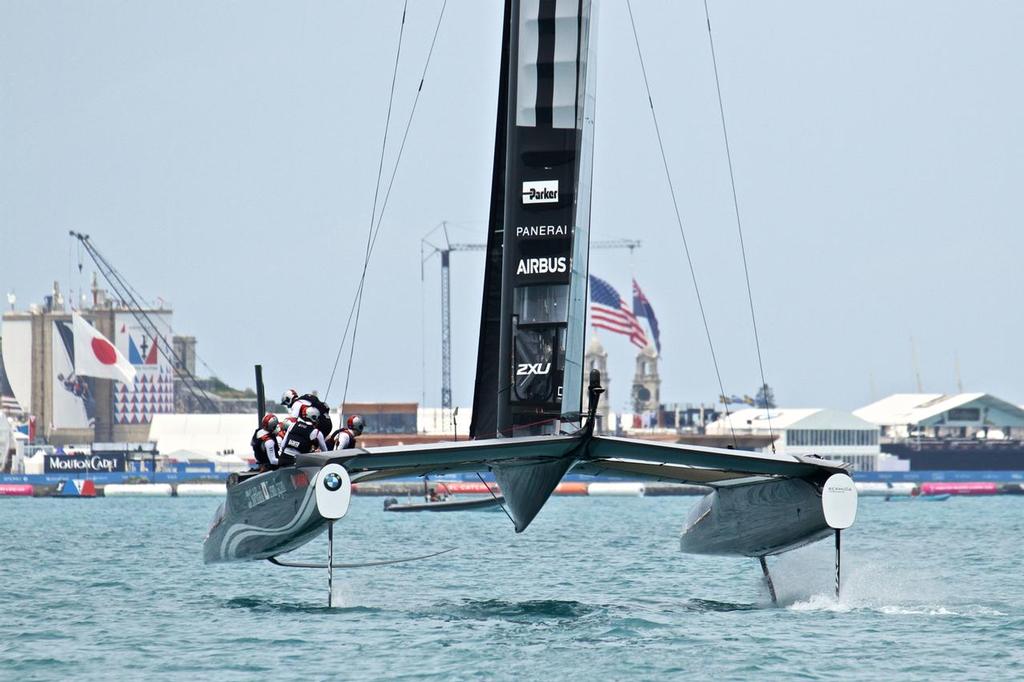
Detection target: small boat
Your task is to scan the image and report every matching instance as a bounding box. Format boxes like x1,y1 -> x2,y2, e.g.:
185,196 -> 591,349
384,495 -> 506,512
384,480 -> 505,512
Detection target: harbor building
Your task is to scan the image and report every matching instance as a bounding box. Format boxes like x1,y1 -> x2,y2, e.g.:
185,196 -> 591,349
704,408 -> 897,471
855,393 -> 1024,470
1,281 -> 176,445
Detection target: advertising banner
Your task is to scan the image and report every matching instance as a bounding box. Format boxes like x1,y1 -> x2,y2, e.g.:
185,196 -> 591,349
44,453 -> 126,473
0,318 -> 32,413
113,313 -> 176,424
51,321 -> 95,429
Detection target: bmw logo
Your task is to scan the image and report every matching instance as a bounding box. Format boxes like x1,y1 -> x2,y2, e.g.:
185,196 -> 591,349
323,472 -> 343,492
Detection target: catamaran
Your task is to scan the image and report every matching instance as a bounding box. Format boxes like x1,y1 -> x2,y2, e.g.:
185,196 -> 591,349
204,0 -> 857,605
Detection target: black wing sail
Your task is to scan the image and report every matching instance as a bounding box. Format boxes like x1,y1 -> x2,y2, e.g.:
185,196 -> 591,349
472,0 -> 598,442
470,0 -> 514,441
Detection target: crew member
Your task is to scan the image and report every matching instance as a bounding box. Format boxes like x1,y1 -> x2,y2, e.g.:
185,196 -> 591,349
250,413 -> 280,472
280,389 -> 299,411
328,414 -> 365,450
282,388 -> 333,435
279,405 -> 329,467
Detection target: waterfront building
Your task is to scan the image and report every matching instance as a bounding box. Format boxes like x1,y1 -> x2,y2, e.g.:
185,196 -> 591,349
1,281 -> 176,445
855,393 -> 1024,470
705,407 -> 895,472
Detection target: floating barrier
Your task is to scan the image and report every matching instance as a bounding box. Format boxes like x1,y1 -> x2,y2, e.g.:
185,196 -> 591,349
554,482 -> 589,495
920,482 -> 999,496
642,483 -> 709,496
587,482 -> 645,496
176,483 -> 226,496
55,479 -> 97,497
856,482 -> 917,497
103,483 -> 173,497
0,484 -> 34,497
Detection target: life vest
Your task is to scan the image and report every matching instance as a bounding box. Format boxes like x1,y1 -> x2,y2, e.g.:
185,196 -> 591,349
282,421 -> 317,455
250,428 -> 275,465
330,428 -> 357,450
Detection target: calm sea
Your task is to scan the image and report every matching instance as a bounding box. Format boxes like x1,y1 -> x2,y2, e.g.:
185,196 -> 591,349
1,494 -> 1022,680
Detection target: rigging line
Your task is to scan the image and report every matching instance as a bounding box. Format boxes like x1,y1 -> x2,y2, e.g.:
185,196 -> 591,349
325,0 -> 410,400
363,0 -> 449,262
332,0 -> 450,408
82,243 -> 213,411
702,0 -> 775,451
476,471 -> 516,527
624,0 -> 737,447
90,242 -> 221,381
90,249 -> 223,381
75,235 -> 216,412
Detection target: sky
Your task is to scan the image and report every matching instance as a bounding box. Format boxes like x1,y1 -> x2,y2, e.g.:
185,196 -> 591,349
2,0 -> 1023,413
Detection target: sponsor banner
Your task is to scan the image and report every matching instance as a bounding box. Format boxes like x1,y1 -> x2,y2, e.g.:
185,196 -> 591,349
113,313 -> 176,425
51,321 -> 95,429
510,178 -> 574,286
514,224 -> 570,239
521,180 -> 559,204
511,327 -> 563,406
44,453 -> 126,473
1,318 -> 33,413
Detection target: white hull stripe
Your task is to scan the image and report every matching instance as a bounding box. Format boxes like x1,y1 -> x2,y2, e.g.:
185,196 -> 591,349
220,482 -> 318,559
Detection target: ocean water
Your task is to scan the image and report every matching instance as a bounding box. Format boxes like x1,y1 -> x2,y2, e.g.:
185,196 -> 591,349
1,494 -> 1022,680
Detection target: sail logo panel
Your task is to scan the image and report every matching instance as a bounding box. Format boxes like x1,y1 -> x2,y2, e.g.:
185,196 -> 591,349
522,180 -> 560,204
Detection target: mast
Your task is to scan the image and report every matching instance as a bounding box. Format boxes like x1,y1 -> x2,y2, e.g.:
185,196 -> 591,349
471,0 -> 599,440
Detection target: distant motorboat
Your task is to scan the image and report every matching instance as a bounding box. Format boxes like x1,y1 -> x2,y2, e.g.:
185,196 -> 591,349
383,494 -> 506,512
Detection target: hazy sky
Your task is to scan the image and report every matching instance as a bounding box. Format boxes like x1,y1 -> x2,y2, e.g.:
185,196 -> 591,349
3,1 -> 1023,413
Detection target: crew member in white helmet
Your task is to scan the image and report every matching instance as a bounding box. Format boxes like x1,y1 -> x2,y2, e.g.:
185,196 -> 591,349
328,415 -> 365,450
281,388 -> 332,434
279,404 -> 329,467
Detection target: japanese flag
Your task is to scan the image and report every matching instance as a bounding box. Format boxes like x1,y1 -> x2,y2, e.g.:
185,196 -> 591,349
72,313 -> 137,383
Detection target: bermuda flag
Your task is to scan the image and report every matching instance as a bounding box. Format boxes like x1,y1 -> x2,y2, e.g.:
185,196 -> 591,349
589,275 -> 649,349
632,279 -> 661,353
72,313 -> 137,383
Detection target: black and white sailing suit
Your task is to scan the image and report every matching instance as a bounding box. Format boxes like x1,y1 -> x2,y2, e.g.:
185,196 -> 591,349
279,419 -> 329,467
328,428 -> 358,450
289,394 -> 333,435
250,428 -> 279,470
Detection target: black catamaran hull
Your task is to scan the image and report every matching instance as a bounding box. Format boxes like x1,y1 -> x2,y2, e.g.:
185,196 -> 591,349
679,478 -> 833,558
203,458 -> 342,563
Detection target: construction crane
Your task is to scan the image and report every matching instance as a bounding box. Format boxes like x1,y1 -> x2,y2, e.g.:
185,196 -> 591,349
422,222 -> 640,411
69,231 -> 219,413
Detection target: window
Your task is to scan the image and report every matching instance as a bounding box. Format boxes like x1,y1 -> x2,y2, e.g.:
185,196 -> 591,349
786,429 -> 878,447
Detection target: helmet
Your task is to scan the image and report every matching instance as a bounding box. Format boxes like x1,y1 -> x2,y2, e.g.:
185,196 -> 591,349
261,413 -> 279,432
346,414 -> 365,436
300,404 -> 321,423
281,389 -> 298,407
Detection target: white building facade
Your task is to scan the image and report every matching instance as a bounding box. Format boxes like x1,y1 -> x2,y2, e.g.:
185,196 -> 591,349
706,408 -> 898,472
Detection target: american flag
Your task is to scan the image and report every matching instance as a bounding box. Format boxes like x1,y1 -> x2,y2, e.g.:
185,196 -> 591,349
589,275 -> 649,348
